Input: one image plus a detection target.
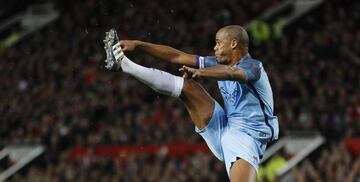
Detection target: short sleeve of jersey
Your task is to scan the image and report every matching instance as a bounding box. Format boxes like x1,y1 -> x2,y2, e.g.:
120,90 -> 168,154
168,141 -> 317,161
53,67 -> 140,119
196,56 -> 218,69
237,59 -> 261,82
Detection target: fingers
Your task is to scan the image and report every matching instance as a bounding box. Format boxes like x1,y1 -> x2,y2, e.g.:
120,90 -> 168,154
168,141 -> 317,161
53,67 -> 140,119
118,40 -> 127,51
192,71 -> 200,78
182,72 -> 189,78
179,66 -> 191,78
183,66 -> 200,78
179,65 -> 191,73
184,66 -> 196,74
179,66 -> 200,79
118,40 -> 132,52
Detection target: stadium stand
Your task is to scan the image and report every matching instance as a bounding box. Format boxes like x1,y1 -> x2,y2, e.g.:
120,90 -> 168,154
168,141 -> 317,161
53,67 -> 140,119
0,0 -> 359,181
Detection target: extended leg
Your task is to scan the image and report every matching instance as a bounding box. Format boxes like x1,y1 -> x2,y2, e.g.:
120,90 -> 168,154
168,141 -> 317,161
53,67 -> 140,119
104,30 -> 216,129
119,54 -> 215,129
179,79 -> 215,129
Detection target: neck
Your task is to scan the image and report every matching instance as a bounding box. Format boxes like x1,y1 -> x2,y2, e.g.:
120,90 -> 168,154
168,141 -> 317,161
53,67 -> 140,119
229,50 -> 247,66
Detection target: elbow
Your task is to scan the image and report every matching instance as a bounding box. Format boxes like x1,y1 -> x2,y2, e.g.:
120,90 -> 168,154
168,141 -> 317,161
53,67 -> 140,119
226,66 -> 237,80
227,66 -> 248,81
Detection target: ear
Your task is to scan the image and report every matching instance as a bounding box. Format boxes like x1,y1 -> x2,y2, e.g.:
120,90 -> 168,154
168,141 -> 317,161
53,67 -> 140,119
231,39 -> 238,49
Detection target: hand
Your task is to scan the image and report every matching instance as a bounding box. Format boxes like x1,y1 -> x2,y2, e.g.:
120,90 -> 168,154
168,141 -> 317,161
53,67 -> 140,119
119,40 -> 138,52
179,65 -> 201,79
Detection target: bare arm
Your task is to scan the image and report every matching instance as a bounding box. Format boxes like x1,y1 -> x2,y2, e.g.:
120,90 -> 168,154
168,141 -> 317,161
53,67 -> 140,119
120,40 -> 196,66
180,65 -> 248,82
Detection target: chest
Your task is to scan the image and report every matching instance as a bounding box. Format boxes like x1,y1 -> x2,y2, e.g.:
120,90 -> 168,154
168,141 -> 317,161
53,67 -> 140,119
218,81 -> 244,104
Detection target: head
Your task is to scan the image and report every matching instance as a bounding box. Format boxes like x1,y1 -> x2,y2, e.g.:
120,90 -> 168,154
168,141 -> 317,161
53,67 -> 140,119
214,25 -> 249,65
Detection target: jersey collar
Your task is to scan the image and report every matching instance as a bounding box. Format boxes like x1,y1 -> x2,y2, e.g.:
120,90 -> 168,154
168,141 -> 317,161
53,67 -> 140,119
235,53 -> 251,66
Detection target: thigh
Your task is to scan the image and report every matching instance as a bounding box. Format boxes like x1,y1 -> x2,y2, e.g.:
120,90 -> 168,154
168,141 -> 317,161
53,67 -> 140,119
222,130 -> 266,177
180,79 -> 216,129
195,101 -> 227,161
230,159 -> 257,182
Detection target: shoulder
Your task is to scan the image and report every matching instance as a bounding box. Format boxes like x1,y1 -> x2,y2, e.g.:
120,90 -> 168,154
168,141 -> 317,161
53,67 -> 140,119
237,58 -> 263,70
236,57 -> 263,82
238,58 -> 262,67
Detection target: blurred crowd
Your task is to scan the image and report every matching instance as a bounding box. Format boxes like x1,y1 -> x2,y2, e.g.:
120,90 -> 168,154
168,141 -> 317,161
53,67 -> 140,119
12,151 -> 228,182
0,0 -> 33,22
0,0 -> 359,181
292,144 -> 360,182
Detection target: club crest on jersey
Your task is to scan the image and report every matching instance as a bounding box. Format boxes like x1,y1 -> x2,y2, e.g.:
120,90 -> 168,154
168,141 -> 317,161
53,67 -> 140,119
220,86 -> 240,104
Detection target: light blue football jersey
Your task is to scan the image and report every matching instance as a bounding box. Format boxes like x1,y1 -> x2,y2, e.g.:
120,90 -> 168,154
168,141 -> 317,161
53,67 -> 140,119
196,53 -> 279,142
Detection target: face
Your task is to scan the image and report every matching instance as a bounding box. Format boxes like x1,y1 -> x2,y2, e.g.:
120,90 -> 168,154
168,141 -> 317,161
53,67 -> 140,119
214,29 -> 233,64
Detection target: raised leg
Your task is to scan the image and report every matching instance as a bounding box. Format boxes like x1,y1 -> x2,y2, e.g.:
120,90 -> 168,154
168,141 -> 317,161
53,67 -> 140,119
179,79 -> 215,129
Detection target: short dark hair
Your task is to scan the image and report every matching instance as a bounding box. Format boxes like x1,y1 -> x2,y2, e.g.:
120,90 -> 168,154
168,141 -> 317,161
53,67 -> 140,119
222,25 -> 249,48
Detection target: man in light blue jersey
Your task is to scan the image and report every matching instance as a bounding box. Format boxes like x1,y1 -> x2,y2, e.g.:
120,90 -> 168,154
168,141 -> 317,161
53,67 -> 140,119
104,25 -> 279,182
